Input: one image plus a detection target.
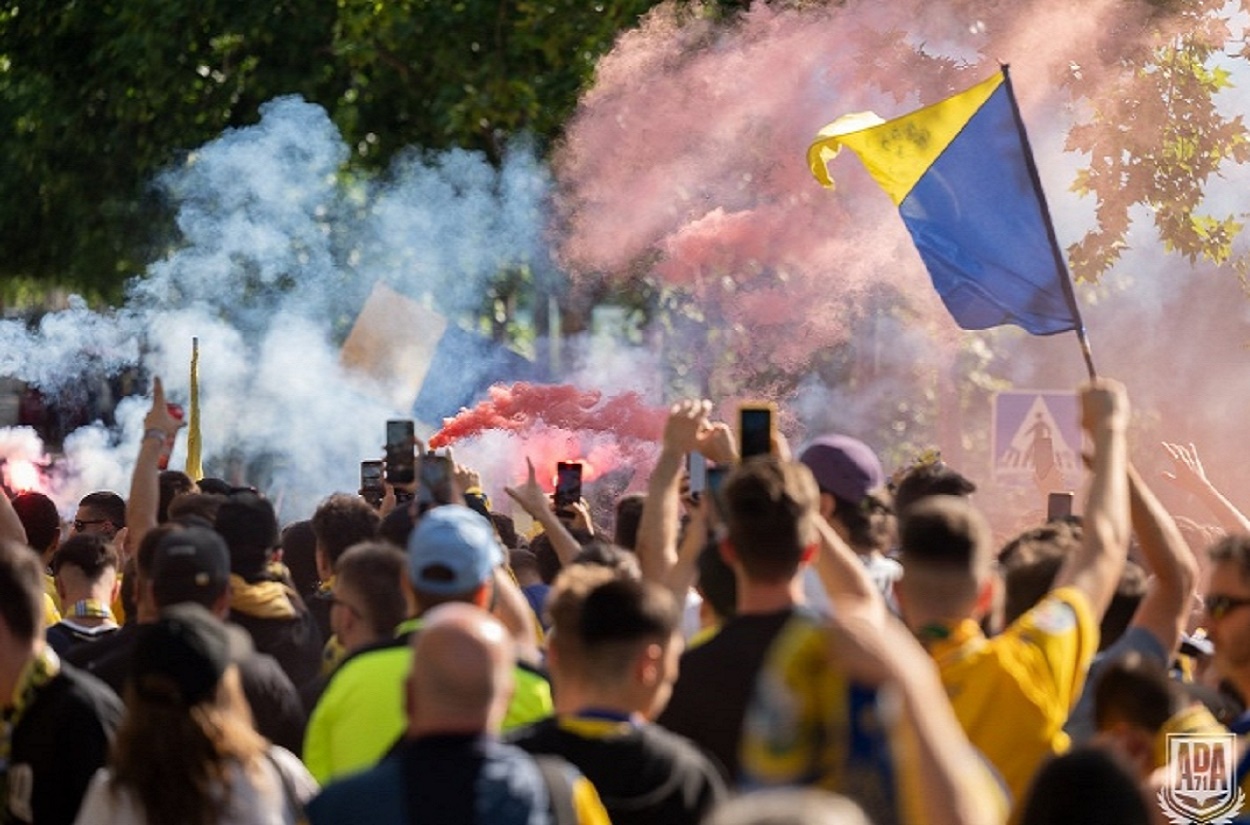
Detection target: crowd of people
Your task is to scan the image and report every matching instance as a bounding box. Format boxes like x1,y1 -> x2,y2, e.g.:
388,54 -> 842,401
0,374 -> 1247,824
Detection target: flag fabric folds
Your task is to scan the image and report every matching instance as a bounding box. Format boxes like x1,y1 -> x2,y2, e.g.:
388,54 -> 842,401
185,337 -> 203,481
808,69 -> 1082,336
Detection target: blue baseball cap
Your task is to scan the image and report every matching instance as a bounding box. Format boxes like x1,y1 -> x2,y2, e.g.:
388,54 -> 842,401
407,505 -> 503,595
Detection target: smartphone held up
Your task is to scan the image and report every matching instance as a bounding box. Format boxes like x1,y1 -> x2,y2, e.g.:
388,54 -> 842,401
385,420 -> 416,486
739,403 -> 776,460
555,461 -> 583,509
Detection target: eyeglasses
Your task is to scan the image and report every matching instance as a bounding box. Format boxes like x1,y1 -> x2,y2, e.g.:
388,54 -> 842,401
1203,594 -> 1250,621
72,518 -> 111,532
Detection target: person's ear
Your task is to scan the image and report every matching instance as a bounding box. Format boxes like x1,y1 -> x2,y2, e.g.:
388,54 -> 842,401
634,643 -> 663,687
819,492 -> 837,521
718,537 -> 738,567
973,576 -> 995,618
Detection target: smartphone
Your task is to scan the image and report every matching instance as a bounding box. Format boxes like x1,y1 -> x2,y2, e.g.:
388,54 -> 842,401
385,420 -> 416,486
555,462 -> 583,508
1047,491 -> 1075,522
739,403 -> 775,460
360,460 -> 385,506
418,454 -> 454,507
687,452 -> 707,497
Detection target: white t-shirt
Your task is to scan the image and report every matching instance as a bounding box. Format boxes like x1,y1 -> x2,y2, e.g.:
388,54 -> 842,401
73,745 -> 317,825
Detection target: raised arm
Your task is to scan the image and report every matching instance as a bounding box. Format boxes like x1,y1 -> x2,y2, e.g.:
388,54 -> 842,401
832,606 -> 1007,825
1125,463 -> 1198,657
1051,379 -> 1131,620
505,457 -> 581,567
636,400 -> 709,583
0,489 -> 28,547
126,377 -> 184,556
1161,441 -> 1250,534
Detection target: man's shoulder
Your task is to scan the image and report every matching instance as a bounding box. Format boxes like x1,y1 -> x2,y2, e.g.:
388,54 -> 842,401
62,623 -> 137,669
307,759 -> 405,824
683,610 -> 796,662
36,663 -> 123,720
314,642 -> 409,712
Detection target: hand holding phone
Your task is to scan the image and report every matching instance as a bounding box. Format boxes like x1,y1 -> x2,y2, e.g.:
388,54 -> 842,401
739,403 -> 776,460
360,460 -> 385,508
418,455 -> 455,508
555,462 -> 583,508
385,420 -> 416,486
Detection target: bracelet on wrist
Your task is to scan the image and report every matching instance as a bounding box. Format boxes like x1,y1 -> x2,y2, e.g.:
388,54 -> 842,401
143,428 -> 167,444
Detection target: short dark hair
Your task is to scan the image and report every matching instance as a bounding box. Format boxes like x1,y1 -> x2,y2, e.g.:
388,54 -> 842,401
335,542 -> 408,638
168,492 -> 227,525
280,520 -> 320,597
51,533 -> 119,581
1209,534 -> 1250,580
0,539 -> 46,641
547,566 -> 679,683
12,491 -> 60,553
899,496 -> 993,576
214,492 -> 278,580
572,540 -> 640,578
158,471 -> 197,523
723,458 -> 820,583
79,491 -> 126,528
892,460 -> 976,515
613,493 -> 646,551
311,494 -> 381,570
1094,652 -> 1183,734
490,512 -> 521,550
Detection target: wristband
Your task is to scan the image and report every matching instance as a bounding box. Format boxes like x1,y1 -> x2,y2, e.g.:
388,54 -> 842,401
143,428 -> 167,444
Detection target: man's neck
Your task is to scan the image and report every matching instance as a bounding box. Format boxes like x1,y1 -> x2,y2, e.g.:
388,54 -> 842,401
552,681 -> 643,720
735,577 -> 803,615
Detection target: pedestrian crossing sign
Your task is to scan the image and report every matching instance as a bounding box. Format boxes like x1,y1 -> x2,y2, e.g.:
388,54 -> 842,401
992,390 -> 1082,487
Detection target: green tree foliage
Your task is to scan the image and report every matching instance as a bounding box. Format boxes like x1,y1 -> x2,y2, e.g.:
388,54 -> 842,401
0,0 -> 663,300
1061,0 -> 1250,282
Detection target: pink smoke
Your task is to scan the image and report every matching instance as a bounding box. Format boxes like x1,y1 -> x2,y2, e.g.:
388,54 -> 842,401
552,0 -> 1131,394
429,382 -> 666,449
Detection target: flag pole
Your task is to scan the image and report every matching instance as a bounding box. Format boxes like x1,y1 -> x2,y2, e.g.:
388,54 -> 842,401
1000,63 -> 1098,381
186,337 -> 204,480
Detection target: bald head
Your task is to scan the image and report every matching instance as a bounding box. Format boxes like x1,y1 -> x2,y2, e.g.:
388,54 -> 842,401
406,603 -> 515,737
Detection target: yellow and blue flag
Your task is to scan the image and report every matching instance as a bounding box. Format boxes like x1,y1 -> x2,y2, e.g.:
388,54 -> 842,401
809,67 -> 1082,337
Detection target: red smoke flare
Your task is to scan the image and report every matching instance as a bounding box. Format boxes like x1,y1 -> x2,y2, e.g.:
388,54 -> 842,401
429,382 -> 666,449
1,459 -> 45,495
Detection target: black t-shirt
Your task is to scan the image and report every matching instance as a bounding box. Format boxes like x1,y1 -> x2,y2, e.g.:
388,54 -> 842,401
509,717 -> 726,825
63,622 -> 307,754
6,662 -> 122,825
231,606 -> 323,689
45,622 -> 120,658
655,609 -> 797,784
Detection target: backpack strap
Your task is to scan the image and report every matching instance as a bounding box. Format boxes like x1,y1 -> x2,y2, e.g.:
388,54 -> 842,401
264,748 -> 306,824
533,755 -> 578,825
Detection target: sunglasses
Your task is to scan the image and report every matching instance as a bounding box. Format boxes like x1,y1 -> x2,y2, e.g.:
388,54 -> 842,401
72,518 -> 112,532
1204,594 -> 1250,621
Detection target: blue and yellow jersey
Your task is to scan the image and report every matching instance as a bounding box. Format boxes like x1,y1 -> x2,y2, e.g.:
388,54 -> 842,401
740,611 -> 908,822
926,586 -> 1097,806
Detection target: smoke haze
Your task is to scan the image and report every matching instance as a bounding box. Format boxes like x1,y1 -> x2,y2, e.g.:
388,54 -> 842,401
3,0 -> 1250,534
